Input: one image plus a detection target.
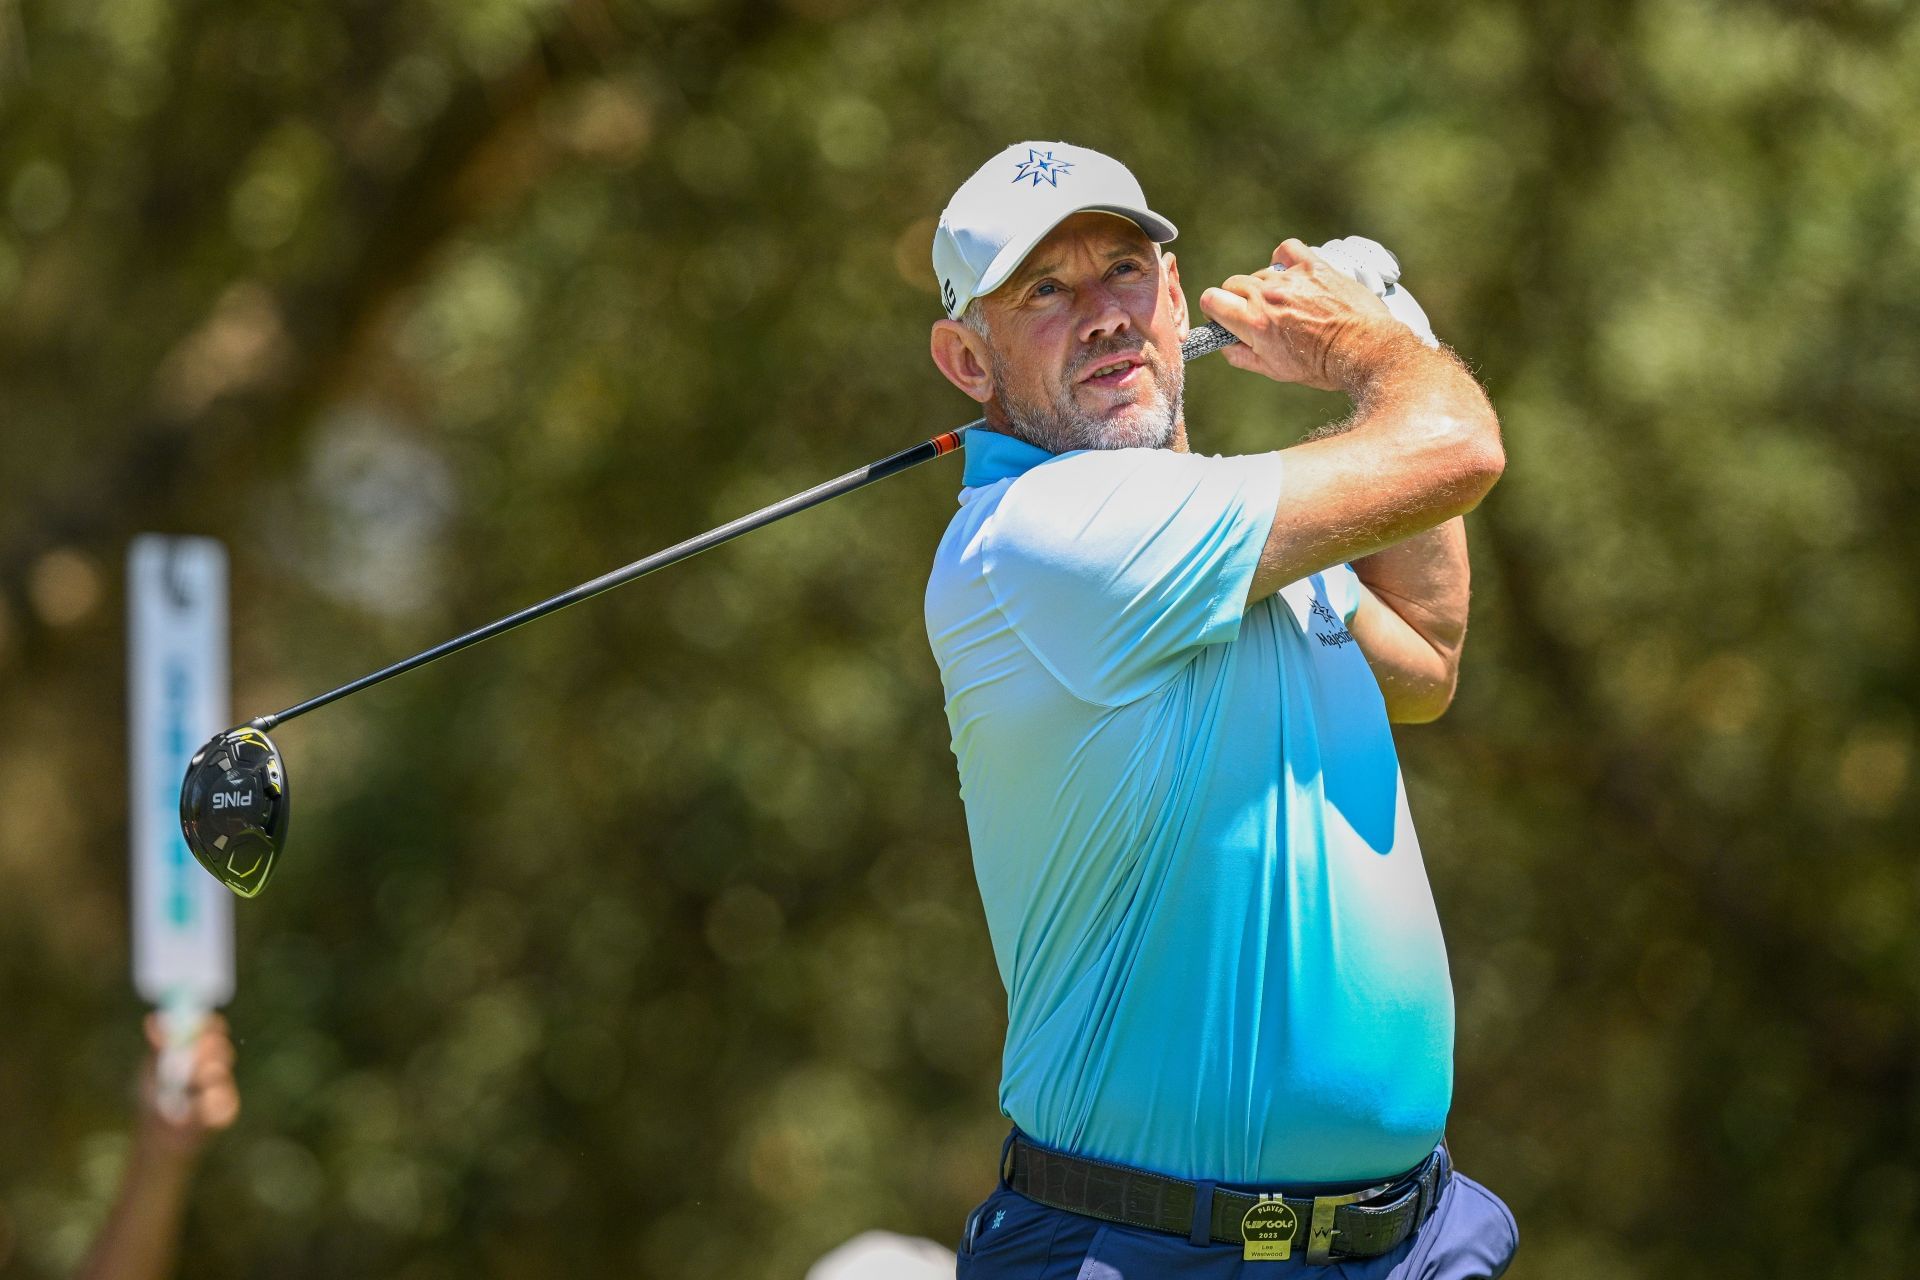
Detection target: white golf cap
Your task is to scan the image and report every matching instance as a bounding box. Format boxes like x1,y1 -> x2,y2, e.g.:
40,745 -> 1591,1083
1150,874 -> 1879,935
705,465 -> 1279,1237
805,1231 -> 956,1280
932,140 -> 1178,319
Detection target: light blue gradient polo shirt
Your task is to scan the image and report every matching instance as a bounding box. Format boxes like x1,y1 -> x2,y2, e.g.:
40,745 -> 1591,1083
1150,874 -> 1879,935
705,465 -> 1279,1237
925,428 -> 1454,1185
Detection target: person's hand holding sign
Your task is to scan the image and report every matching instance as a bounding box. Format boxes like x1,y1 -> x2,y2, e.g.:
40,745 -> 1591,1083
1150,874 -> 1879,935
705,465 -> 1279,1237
138,1011 -> 240,1154
76,1017 -> 240,1280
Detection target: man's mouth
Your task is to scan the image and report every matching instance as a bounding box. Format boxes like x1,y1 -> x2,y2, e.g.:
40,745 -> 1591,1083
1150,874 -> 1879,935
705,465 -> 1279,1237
1077,353 -> 1146,388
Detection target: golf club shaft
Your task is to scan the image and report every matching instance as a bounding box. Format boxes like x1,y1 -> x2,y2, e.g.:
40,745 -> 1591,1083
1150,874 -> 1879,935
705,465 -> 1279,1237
253,321 -> 1241,731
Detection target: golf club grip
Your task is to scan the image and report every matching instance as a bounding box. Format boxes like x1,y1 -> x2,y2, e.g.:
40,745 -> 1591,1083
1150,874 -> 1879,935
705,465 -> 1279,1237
1180,321 -> 1239,359
253,324 -> 1241,730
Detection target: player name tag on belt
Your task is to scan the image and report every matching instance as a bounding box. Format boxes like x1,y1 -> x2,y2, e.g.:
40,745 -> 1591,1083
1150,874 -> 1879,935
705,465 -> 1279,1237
1241,1198 -> 1300,1261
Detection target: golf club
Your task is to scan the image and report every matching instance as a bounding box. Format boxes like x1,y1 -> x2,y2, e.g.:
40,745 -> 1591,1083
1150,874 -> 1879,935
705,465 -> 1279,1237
179,320 -> 1244,897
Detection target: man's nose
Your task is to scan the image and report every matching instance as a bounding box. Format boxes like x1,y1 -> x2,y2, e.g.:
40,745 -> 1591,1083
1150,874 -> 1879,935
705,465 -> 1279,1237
1075,283 -> 1132,345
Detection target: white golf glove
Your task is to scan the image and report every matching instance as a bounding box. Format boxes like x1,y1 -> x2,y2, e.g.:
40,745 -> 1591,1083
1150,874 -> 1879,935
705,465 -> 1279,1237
1313,235 -> 1440,349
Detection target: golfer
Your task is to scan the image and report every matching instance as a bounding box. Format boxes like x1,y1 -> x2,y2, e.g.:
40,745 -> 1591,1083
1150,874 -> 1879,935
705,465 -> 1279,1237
924,141 -> 1516,1277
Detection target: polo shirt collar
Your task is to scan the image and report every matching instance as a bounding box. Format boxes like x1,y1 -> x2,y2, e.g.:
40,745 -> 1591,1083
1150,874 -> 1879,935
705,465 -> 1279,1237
962,428 -> 1056,488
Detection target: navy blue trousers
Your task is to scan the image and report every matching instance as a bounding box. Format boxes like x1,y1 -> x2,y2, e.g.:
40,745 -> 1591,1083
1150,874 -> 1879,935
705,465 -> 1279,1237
955,1157 -> 1517,1279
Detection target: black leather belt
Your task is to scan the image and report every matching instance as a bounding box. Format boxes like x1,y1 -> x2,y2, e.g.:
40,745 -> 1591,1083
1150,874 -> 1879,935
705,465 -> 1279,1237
1004,1132 -> 1451,1265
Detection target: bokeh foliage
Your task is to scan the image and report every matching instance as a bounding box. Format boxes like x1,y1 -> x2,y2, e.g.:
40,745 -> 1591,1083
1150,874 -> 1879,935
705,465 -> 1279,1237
1,0 -> 1917,1276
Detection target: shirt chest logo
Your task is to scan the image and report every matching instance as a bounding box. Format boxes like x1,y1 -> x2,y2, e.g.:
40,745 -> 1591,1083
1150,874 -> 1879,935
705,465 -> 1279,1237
1307,596 -> 1357,649
1277,579 -> 1356,650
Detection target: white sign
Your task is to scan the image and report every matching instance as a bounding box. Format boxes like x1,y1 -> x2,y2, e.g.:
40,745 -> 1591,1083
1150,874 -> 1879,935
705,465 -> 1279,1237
128,536 -> 234,1008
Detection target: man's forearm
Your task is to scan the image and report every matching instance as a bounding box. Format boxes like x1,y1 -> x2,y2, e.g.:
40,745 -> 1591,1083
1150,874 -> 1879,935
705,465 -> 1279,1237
1351,516 -> 1471,661
1306,351 -> 1478,648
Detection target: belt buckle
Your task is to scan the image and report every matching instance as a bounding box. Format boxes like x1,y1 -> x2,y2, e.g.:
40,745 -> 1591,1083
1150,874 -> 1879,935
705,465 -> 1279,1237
1303,1177 -> 1399,1266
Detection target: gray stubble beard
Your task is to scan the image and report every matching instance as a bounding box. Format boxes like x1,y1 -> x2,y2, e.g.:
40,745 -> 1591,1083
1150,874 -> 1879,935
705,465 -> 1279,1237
983,336 -> 1185,455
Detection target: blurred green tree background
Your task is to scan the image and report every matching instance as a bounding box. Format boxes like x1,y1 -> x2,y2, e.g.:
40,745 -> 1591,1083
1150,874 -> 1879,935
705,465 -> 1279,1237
1,0 -> 1916,1275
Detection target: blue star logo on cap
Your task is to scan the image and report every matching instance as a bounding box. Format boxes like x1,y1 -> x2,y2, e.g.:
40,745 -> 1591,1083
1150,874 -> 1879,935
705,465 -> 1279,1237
1011,148 -> 1073,187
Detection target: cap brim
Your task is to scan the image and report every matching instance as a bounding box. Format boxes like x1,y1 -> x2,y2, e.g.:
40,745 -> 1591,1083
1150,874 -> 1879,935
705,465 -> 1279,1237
973,205 -> 1180,301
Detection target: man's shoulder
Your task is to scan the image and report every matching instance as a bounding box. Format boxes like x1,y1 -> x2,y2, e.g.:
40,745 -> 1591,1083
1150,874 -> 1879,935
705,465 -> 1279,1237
984,446 -> 1194,531
1010,444 -> 1199,487
931,445 -> 1267,600
988,446 -> 1262,560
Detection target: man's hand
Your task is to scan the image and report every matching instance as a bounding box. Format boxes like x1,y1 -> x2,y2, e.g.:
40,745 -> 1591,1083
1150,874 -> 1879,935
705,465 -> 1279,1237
1197,239 -> 1418,392
1198,237 -> 1500,601
137,1012 -> 240,1160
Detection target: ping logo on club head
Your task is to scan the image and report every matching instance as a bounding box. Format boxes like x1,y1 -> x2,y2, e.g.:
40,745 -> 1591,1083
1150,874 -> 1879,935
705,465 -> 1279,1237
211,789 -> 255,810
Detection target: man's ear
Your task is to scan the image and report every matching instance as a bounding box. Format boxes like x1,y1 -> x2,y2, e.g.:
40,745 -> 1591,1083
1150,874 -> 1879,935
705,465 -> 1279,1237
1162,250 -> 1190,338
930,318 -> 995,405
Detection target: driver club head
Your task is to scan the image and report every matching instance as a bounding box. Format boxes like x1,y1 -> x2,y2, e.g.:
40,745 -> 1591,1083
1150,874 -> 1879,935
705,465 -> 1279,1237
180,725 -> 289,898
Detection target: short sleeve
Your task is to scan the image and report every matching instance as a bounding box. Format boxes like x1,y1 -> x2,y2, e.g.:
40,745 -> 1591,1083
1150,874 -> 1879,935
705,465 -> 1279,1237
980,447 -> 1285,706
1323,562 -> 1364,624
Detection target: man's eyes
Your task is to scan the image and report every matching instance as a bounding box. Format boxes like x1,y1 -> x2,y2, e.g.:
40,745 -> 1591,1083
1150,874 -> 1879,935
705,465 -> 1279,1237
1031,263 -> 1144,299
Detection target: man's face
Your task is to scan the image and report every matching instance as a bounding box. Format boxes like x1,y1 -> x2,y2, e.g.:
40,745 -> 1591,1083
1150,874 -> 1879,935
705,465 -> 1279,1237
970,212 -> 1188,453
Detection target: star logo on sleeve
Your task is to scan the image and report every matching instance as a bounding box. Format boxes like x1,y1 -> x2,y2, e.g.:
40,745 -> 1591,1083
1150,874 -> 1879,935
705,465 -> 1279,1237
1011,148 -> 1073,187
